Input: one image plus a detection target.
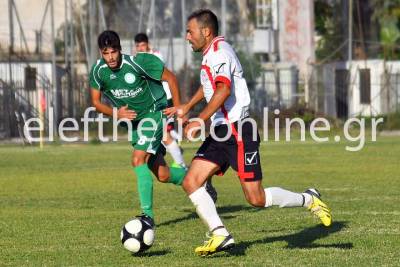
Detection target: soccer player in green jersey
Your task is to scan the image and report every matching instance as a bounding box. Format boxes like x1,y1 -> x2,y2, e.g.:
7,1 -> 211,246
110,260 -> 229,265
89,30 -> 186,223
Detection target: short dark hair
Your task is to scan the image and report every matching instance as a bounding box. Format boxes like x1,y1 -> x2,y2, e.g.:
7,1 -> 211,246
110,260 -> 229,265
97,30 -> 121,50
187,9 -> 219,36
134,33 -> 149,43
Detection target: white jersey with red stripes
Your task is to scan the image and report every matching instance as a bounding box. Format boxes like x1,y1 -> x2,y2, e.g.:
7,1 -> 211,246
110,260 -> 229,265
200,36 -> 251,126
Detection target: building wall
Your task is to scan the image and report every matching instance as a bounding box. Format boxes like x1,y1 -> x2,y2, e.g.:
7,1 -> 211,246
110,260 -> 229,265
0,62 -> 53,85
322,60 -> 400,117
0,0 -> 84,54
278,0 -> 315,79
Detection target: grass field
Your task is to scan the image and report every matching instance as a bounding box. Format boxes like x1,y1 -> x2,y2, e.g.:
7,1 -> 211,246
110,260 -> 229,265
1,137 -> 399,266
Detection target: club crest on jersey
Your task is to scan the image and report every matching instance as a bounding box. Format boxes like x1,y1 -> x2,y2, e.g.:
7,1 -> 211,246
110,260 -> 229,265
124,73 -> 136,84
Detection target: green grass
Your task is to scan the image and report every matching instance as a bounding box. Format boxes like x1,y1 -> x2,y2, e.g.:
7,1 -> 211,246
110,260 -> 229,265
0,137 -> 399,266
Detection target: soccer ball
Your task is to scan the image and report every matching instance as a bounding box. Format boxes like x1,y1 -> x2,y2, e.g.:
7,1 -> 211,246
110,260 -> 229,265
120,217 -> 155,253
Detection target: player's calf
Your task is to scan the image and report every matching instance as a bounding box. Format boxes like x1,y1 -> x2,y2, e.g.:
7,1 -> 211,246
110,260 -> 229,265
241,180 -> 266,207
245,193 -> 265,207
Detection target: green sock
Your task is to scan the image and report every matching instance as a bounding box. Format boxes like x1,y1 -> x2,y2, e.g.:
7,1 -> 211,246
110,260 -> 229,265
133,164 -> 154,219
169,167 -> 186,185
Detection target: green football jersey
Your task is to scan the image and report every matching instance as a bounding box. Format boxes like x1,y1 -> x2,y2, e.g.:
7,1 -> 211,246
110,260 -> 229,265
89,53 -> 167,120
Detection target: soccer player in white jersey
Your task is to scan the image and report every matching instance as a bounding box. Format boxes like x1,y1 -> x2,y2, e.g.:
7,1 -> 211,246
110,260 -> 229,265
167,9 -> 332,256
135,32 -> 218,202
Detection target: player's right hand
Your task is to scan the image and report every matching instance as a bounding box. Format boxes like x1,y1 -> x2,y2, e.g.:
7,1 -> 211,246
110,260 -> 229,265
163,104 -> 190,118
117,105 -> 136,120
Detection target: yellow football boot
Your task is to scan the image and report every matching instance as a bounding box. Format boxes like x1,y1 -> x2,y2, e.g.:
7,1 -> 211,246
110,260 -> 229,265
195,234 -> 235,256
305,188 -> 332,227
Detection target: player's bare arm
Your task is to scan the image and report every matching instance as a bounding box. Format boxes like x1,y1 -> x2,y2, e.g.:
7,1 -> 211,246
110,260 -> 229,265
161,67 -> 181,107
91,88 -> 136,120
183,85 -> 205,115
165,85 -> 204,118
198,82 -> 230,121
184,82 -> 230,138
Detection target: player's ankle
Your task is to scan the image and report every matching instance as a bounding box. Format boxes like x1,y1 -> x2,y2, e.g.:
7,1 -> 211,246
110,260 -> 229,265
212,226 -> 230,236
302,193 -> 313,208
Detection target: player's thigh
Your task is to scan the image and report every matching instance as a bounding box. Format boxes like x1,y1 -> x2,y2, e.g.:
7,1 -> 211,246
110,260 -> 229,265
182,159 -> 220,194
131,111 -> 164,154
228,122 -> 263,180
239,179 -> 266,207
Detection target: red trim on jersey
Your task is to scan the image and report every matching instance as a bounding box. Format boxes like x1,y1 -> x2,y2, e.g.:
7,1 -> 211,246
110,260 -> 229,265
213,38 -> 223,51
203,36 -> 224,56
201,65 -> 216,90
202,64 -> 254,180
215,76 -> 231,88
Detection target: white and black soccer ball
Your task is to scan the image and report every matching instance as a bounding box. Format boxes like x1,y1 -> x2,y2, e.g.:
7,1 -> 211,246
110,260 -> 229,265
120,217 -> 155,253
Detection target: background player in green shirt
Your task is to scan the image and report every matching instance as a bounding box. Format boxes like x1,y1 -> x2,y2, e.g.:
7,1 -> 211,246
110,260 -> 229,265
90,30 -> 186,223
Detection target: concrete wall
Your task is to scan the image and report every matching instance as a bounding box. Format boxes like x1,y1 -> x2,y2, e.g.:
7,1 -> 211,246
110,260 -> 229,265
322,60 -> 400,117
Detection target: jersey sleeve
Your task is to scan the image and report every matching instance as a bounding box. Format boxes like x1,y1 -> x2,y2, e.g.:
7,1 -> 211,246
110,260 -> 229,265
89,62 -> 102,90
132,53 -> 165,81
152,50 -> 165,63
211,50 -> 232,88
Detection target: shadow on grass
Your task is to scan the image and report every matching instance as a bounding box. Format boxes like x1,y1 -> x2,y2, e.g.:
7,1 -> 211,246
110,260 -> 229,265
226,221 -> 352,256
157,205 -> 254,227
133,249 -> 171,257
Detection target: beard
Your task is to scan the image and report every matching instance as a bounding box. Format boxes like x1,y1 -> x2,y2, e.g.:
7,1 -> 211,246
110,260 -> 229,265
108,55 -> 122,70
192,45 -> 202,52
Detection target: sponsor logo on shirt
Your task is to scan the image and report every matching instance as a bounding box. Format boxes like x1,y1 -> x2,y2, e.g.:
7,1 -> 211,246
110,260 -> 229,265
245,151 -> 258,165
213,63 -> 226,74
110,87 -> 143,99
110,74 -> 117,80
124,73 -> 136,84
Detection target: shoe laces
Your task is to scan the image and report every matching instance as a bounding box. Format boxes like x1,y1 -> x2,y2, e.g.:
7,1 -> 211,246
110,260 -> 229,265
202,231 -> 213,245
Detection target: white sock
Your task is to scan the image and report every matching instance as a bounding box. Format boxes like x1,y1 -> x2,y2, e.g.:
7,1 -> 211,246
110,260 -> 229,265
302,193 -> 313,207
189,187 -> 229,236
264,187 -> 306,208
165,140 -> 186,167
170,129 -> 181,141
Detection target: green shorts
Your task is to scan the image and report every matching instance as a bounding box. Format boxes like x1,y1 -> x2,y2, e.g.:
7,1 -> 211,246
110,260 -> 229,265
131,110 -> 166,155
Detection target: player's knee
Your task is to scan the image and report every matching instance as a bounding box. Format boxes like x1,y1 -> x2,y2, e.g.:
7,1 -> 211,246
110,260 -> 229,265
182,176 -> 190,191
132,155 -> 146,167
157,171 -> 170,183
182,175 -> 196,193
